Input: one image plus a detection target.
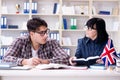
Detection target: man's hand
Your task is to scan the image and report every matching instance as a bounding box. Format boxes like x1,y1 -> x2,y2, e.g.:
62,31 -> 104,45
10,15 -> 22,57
22,58 -> 50,66
22,57 -> 41,66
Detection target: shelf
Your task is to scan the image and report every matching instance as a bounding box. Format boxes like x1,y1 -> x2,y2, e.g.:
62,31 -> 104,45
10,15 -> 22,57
92,15 -> 119,17
62,14 -> 89,17
1,13 -> 30,16
0,0 -> 120,55
31,14 -> 60,16
1,28 -> 28,31
62,29 -> 85,32
93,0 -> 119,2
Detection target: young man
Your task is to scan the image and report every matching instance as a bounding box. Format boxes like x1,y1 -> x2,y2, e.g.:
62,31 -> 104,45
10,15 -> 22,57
3,17 -> 70,66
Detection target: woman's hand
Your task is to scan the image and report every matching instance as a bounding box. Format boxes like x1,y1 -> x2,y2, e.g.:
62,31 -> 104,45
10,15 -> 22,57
69,56 -> 77,66
96,59 -> 104,64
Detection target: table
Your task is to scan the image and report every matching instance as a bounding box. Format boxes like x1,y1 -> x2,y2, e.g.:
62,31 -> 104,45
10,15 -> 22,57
0,69 -> 120,80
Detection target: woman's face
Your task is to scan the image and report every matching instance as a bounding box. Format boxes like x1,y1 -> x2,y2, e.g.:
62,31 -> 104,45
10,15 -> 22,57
85,25 -> 97,40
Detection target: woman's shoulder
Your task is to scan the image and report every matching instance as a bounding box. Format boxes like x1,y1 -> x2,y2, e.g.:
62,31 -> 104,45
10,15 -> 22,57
78,37 -> 89,43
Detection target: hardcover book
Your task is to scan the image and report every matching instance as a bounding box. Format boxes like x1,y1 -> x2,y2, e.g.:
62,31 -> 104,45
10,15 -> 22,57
90,64 -> 106,70
0,63 -> 16,68
72,56 -> 100,66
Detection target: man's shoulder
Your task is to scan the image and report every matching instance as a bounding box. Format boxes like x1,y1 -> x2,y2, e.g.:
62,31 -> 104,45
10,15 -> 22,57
47,39 -> 57,42
15,35 -> 30,43
46,39 -> 58,45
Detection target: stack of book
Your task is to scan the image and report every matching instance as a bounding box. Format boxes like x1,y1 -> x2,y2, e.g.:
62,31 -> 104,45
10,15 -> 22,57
0,62 -> 31,70
0,62 -> 17,69
116,59 -> 120,72
90,64 -> 106,70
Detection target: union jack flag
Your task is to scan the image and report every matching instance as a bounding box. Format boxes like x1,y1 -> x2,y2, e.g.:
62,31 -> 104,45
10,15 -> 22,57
100,38 -> 118,67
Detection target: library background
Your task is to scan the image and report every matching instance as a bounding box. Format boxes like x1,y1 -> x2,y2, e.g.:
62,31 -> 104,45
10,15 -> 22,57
0,0 -> 120,57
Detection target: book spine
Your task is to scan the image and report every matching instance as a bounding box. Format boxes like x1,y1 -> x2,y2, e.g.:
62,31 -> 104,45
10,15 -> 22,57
53,3 -> 57,14
1,17 -> 7,29
32,2 -> 37,13
99,11 -> 110,15
63,18 -> 67,29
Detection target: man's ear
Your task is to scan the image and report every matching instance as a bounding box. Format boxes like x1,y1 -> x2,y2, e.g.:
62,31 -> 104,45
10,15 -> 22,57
29,31 -> 34,36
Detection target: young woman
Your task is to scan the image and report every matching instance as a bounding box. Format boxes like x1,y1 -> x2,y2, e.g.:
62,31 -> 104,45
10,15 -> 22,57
69,17 -> 110,66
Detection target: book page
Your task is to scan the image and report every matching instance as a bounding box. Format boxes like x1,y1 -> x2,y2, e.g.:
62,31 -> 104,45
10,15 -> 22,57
87,56 -> 99,61
73,58 -> 86,61
11,66 -> 32,70
35,63 -> 69,70
72,56 -> 99,62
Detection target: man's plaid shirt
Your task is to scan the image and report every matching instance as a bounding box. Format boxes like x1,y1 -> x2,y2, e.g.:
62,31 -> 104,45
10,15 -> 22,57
3,35 -> 70,65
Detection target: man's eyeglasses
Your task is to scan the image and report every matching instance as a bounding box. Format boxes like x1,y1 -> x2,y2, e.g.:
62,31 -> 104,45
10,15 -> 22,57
35,29 -> 50,36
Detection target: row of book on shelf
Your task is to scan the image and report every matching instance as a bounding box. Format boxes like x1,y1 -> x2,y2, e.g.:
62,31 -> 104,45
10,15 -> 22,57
2,2 -> 37,14
0,32 -> 28,46
1,16 -> 77,30
49,32 -> 59,42
54,3 -> 119,15
62,17 -> 120,31
1,17 -> 19,29
2,1 -> 119,15
1,16 -> 119,31
1,16 -> 60,30
63,18 -> 77,30
24,2 -> 37,13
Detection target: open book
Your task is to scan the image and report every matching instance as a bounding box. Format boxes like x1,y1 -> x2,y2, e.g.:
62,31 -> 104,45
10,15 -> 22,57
35,63 -> 88,70
72,56 -> 100,66
35,63 -> 70,70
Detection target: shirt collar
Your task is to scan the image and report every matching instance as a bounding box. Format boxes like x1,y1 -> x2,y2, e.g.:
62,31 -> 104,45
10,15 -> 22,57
85,37 -> 90,44
85,37 -> 97,44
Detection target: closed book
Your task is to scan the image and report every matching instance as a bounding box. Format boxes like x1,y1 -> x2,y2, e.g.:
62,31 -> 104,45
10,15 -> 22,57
32,2 -> 37,13
99,11 -> 110,15
0,63 -> 16,68
8,25 -> 18,29
1,17 -> 7,28
116,66 -> 120,72
63,18 -> 67,29
90,64 -> 106,70
69,66 -> 88,70
53,3 -> 57,14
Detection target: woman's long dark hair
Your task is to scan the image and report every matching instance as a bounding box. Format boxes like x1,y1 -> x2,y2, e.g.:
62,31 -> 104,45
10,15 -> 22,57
86,17 -> 109,43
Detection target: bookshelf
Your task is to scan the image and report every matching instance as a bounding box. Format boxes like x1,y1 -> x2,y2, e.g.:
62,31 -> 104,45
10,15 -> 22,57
0,0 -> 120,57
